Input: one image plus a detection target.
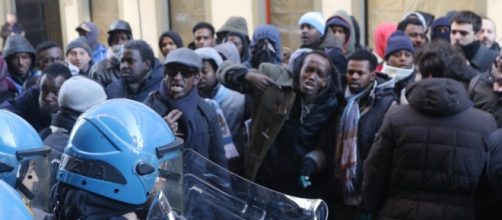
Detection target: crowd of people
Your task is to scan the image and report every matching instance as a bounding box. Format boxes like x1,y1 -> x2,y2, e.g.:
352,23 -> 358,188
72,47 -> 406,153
1,8 -> 502,220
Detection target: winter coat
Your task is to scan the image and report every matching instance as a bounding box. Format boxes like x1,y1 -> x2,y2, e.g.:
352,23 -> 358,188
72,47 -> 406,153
468,69 -> 502,128
0,55 -> 17,103
89,57 -> 121,87
0,87 -> 51,131
469,43 -> 498,73
327,79 -> 396,203
217,61 -> 339,195
106,59 -> 163,102
143,89 -> 228,169
363,78 -> 496,220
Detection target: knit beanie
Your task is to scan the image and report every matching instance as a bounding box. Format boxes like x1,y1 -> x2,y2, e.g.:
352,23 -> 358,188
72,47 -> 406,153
66,37 -> 92,56
431,17 -> 451,42
326,17 -> 351,34
217,16 -> 249,37
298,12 -> 325,36
164,48 -> 202,71
58,76 -> 107,113
215,42 -> 241,63
384,31 -> 415,60
195,47 -> 223,67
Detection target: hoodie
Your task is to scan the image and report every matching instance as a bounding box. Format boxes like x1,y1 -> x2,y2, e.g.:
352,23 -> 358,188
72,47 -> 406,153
326,10 -> 356,55
2,35 -> 37,93
249,25 -> 282,67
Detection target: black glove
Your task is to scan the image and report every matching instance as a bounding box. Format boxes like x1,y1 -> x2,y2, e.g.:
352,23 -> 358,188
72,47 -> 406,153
298,158 -> 317,188
299,158 -> 317,176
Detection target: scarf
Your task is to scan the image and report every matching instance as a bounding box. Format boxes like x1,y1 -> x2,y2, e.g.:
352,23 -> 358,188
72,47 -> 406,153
336,82 -> 374,199
205,98 -> 238,159
460,40 -> 481,61
159,82 -> 203,152
50,107 -> 81,134
381,62 -> 414,81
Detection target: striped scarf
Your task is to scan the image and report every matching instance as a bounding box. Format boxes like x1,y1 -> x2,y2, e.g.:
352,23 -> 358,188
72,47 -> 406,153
336,82 -> 374,197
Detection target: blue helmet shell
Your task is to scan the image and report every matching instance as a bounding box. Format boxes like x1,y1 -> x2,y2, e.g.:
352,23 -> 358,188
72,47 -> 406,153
57,99 -> 181,205
0,180 -> 32,219
0,110 -> 44,187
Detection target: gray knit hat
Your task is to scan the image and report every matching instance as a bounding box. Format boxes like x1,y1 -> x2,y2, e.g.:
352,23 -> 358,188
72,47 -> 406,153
58,76 -> 107,112
65,37 -> 92,56
215,42 -> 241,63
163,48 -> 202,71
195,47 -> 223,67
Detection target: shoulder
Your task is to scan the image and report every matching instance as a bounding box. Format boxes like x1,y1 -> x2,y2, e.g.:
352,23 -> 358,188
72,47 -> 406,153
198,98 -> 218,120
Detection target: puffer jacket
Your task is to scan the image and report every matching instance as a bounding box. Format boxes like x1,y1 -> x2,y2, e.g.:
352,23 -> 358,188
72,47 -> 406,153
363,78 -> 496,220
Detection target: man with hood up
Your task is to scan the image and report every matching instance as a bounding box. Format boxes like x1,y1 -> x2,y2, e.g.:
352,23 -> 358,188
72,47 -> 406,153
76,21 -> 107,63
248,25 -> 282,68
2,35 -> 38,95
217,16 -> 251,64
326,10 -> 357,56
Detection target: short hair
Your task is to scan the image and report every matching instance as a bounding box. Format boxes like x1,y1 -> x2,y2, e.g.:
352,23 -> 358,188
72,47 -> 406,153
347,49 -> 378,72
123,40 -> 155,67
451,10 -> 482,33
192,22 -> 215,36
43,63 -> 72,79
416,40 -> 467,79
35,41 -> 60,54
397,18 -> 424,32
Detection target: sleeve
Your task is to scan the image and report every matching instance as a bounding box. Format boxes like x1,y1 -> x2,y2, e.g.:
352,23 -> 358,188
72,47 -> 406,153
362,113 -> 395,216
208,113 -> 228,169
216,60 -> 249,93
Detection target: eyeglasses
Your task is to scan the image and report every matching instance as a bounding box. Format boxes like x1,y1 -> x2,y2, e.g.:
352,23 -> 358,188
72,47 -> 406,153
165,66 -> 198,78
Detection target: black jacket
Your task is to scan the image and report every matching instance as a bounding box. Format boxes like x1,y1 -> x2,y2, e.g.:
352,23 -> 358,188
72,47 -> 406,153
469,70 -> 502,127
0,87 -> 51,131
143,90 -> 227,169
470,44 -> 498,73
363,78 -> 496,220
106,59 -> 163,102
327,80 -> 396,202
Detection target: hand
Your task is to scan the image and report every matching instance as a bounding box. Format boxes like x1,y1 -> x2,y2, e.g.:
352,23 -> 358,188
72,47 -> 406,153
244,70 -> 277,92
299,176 -> 312,188
164,109 -> 183,134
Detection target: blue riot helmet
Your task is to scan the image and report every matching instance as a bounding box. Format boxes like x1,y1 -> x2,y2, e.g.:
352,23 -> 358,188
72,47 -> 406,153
0,110 -> 51,199
0,179 -> 32,219
57,99 -> 183,205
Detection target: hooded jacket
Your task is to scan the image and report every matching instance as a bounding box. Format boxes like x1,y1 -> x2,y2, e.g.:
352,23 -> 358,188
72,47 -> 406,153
363,78 -> 496,220
218,17 -> 251,63
326,10 -> 356,56
78,22 -> 107,63
0,55 -> 17,102
248,25 -> 282,67
2,35 -> 37,94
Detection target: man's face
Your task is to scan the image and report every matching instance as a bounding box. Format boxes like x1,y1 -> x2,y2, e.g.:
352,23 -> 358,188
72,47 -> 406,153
160,36 -> 178,57
197,60 -> 218,93
37,47 -> 64,71
299,53 -> 329,98
67,48 -> 92,71
346,60 -> 374,93
8,52 -> 33,78
226,35 -> 243,55
164,63 -> 199,100
120,48 -> 151,83
300,24 -> 322,48
38,74 -> 66,113
110,31 -> 130,46
451,22 -> 478,46
479,19 -> 496,48
404,24 -> 426,49
330,26 -> 347,44
194,28 -> 214,48
387,50 -> 414,69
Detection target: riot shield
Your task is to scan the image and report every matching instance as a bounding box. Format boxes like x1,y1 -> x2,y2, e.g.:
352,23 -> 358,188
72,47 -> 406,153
153,149 -> 328,220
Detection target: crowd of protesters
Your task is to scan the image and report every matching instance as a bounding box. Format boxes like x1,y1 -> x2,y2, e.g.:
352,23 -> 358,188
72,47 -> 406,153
1,8 -> 502,220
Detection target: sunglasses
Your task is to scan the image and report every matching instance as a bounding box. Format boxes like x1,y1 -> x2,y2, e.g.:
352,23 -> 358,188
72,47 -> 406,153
165,66 -> 199,78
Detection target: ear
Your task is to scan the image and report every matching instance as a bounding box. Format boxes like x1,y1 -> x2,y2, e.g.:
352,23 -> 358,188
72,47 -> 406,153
193,71 -> 200,85
144,60 -> 152,72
